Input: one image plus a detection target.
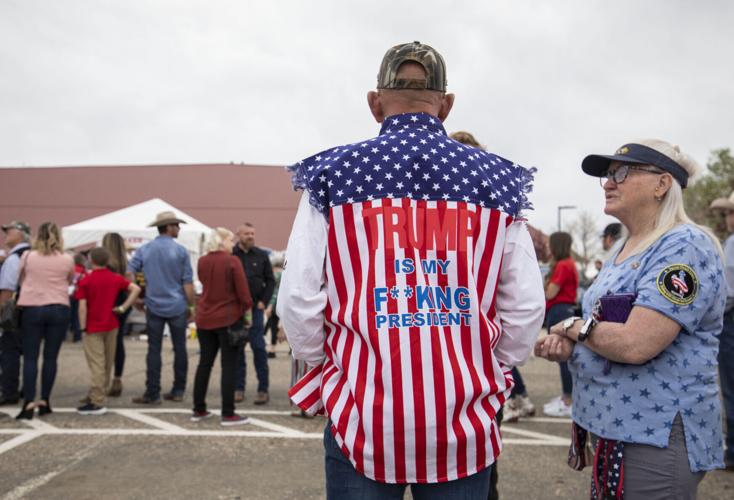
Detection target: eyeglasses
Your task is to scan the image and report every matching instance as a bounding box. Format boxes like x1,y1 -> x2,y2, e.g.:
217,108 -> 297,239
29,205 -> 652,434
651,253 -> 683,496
600,164 -> 665,186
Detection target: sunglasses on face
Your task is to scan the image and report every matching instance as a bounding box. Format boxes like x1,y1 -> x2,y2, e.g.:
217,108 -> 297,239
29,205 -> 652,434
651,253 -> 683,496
600,164 -> 665,186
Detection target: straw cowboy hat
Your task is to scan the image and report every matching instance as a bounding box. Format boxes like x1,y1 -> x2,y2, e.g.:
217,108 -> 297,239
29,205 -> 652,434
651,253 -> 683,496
709,191 -> 734,212
148,210 -> 187,227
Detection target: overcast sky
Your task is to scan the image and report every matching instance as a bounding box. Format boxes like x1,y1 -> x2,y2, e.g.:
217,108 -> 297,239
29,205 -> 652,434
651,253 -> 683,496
1,0 -> 733,234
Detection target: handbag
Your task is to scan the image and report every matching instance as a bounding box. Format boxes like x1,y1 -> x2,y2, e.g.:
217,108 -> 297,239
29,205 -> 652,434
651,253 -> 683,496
0,251 -> 29,330
226,258 -> 249,347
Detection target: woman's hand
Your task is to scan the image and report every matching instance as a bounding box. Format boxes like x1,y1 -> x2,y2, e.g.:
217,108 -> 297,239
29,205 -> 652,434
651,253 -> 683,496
534,334 -> 575,362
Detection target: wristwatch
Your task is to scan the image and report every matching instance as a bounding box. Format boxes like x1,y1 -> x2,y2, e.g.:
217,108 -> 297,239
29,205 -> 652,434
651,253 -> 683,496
577,317 -> 598,343
562,316 -> 582,336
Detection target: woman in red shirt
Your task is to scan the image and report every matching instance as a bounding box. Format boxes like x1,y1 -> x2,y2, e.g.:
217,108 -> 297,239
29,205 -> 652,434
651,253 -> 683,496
192,228 -> 252,426
542,232 -> 579,417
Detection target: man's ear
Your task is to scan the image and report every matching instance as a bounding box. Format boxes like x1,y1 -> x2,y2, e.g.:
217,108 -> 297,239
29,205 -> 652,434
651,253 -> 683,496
437,93 -> 455,122
367,91 -> 384,123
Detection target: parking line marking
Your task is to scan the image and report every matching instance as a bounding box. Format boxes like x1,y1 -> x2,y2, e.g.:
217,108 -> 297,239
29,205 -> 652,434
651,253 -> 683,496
0,407 -> 572,456
113,409 -> 187,432
247,417 -> 308,436
501,426 -> 569,445
0,432 -> 41,455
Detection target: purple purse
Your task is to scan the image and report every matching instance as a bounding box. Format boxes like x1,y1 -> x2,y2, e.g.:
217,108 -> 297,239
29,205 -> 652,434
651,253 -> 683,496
598,293 -> 635,322
597,293 -> 635,374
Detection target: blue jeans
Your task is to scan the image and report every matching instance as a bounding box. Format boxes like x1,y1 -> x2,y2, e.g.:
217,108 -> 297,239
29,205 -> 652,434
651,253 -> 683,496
324,425 -> 491,499
236,307 -> 269,393
0,326 -> 22,399
510,366 -> 527,397
546,303 -> 576,396
21,305 -> 70,402
114,307 -> 131,378
719,310 -> 734,464
69,298 -> 82,341
144,310 -> 188,399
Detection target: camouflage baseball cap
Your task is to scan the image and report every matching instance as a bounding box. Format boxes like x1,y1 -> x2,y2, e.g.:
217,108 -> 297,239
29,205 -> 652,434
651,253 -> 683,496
1,220 -> 30,235
377,41 -> 447,92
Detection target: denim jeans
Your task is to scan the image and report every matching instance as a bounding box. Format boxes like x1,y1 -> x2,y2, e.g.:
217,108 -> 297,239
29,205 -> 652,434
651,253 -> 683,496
510,366 -> 526,397
113,307 -> 131,378
324,424 -> 491,500
235,307 -> 269,393
719,309 -> 734,464
21,304 -> 70,402
69,298 -> 82,341
144,310 -> 188,399
193,326 -> 238,417
546,303 -> 576,396
0,326 -> 22,399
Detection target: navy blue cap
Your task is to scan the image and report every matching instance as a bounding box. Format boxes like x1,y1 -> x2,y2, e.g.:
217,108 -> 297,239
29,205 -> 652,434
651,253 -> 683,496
582,143 -> 689,188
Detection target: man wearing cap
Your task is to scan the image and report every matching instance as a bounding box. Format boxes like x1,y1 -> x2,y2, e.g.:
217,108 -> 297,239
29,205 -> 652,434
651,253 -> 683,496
711,192 -> 734,470
279,42 -> 544,497
0,221 -> 31,405
128,211 -> 194,404
601,222 -> 622,254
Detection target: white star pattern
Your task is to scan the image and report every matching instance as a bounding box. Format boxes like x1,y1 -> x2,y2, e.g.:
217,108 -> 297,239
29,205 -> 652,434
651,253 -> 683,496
287,112 -> 534,216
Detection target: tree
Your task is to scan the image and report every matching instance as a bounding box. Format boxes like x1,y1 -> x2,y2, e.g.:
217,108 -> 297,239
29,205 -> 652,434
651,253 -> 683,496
568,210 -> 599,270
684,148 -> 734,239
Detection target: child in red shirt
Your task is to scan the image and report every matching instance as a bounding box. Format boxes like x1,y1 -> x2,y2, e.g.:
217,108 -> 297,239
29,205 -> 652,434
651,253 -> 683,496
75,247 -> 140,415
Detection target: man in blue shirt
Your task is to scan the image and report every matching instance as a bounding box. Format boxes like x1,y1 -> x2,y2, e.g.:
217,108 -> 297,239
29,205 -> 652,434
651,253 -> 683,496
711,192 -> 734,470
128,211 -> 194,404
0,221 -> 31,405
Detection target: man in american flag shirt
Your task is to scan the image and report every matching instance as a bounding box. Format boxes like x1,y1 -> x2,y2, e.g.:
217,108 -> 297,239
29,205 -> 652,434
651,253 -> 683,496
277,41 -> 545,499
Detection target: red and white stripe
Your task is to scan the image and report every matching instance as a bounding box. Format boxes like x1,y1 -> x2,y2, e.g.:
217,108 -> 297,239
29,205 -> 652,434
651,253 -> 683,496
289,198 -> 515,484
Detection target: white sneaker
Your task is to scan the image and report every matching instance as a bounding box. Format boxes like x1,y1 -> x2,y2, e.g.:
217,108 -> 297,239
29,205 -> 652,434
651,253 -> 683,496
503,399 -> 523,423
543,397 -> 572,417
515,395 -> 536,417
543,395 -> 562,411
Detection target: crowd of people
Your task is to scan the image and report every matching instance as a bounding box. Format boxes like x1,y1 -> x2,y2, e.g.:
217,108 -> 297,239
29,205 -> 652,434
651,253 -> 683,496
0,215 -> 282,426
1,40 -> 733,499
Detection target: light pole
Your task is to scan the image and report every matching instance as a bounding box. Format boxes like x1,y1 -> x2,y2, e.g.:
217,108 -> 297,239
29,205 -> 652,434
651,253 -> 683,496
557,205 -> 576,232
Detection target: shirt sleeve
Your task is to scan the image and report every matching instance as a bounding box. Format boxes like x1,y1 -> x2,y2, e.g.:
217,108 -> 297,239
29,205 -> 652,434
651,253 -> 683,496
260,254 -> 276,305
0,255 -> 20,291
118,274 -> 132,292
494,221 -> 546,366
634,229 -> 721,334
75,276 -> 89,300
232,257 -> 253,311
127,248 -> 143,274
276,192 -> 329,366
550,260 -> 570,287
181,247 -> 193,284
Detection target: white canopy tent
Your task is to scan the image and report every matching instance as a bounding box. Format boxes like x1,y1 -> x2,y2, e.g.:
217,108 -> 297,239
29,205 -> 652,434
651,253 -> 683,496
62,198 -> 211,278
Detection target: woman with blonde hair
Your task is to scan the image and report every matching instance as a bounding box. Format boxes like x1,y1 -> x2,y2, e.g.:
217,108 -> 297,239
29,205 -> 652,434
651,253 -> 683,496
191,227 -> 252,425
15,222 -> 74,419
102,232 -> 130,397
536,139 -> 726,498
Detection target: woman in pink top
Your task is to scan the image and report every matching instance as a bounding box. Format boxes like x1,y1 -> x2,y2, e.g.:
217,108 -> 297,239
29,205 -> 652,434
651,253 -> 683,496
15,222 -> 74,420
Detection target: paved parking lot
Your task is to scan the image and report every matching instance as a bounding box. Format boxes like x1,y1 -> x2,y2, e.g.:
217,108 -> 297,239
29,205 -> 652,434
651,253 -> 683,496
0,336 -> 732,499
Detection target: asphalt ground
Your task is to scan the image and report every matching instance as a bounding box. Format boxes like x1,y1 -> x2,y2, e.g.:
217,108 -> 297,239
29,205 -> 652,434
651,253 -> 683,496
0,333 -> 732,499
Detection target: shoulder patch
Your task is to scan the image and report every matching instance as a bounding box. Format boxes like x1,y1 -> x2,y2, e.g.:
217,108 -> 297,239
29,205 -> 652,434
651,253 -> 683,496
656,264 -> 699,305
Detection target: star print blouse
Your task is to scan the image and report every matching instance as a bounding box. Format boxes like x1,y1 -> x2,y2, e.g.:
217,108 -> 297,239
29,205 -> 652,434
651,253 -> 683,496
571,224 -> 725,472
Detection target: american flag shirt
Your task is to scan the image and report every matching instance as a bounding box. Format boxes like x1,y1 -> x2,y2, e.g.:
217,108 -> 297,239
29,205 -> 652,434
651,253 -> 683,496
277,112 -> 545,483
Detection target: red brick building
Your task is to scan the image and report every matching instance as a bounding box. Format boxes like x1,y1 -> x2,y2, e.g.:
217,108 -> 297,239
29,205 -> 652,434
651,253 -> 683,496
0,163 -> 300,250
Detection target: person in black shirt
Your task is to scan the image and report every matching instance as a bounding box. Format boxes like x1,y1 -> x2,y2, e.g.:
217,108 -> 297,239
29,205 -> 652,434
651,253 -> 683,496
233,222 -> 275,404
